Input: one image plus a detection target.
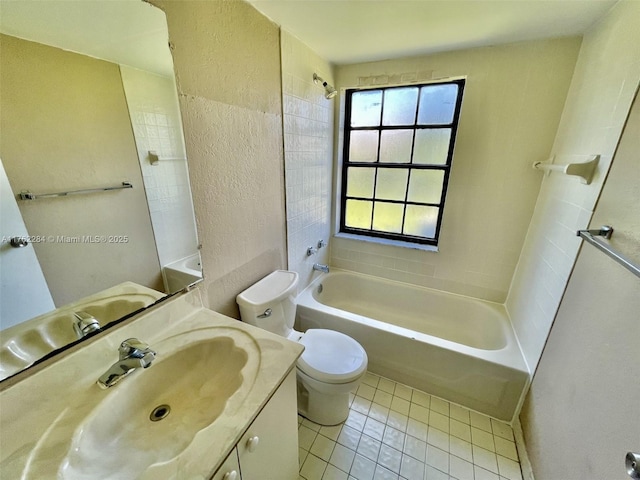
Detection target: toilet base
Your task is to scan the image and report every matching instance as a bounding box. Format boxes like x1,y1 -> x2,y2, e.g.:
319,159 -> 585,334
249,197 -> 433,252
295,368 -> 364,426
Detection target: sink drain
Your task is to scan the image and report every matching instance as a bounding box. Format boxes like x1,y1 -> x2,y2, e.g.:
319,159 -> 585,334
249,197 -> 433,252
150,404 -> 171,422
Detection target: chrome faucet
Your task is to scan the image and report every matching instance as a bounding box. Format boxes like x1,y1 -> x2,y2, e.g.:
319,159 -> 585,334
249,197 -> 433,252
313,263 -> 330,273
97,338 -> 156,389
73,311 -> 101,338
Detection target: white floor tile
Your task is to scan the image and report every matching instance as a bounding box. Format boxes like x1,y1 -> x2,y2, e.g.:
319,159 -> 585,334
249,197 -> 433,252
406,418 -> 428,442
382,426 -> 406,451
450,418 -> 472,442
449,404 -> 470,424
450,455 -> 474,480
373,464 -> 399,480
426,445 -> 449,474
357,434 -> 382,462
298,374 -> 524,480
338,425 -> 362,450
312,434 -> 337,462
301,453 -> 328,480
497,455 -> 523,480
329,444 -> 356,473
427,426 -> 449,452
449,436 -> 473,463
378,444 -> 402,473
491,419 -> 514,441
351,454 -> 377,480
471,427 -> 495,452
494,437 -> 518,461
399,454 -> 425,480
472,445 -> 499,474
469,411 -> 492,433
403,435 -> 427,462
300,425 -> 319,450
323,464 -> 349,480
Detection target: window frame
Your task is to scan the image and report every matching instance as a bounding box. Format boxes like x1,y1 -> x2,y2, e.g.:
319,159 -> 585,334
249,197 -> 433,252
339,79 -> 465,246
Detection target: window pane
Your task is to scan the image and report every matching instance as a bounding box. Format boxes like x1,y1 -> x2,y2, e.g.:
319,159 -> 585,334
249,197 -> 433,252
382,87 -> 418,126
379,130 -> 413,163
375,168 -> 408,201
351,90 -> 382,127
349,131 -> 379,162
345,199 -> 372,229
417,84 -> 458,125
346,167 -> 375,198
407,170 -> 445,204
373,202 -> 404,233
404,205 -> 439,238
413,129 -> 451,165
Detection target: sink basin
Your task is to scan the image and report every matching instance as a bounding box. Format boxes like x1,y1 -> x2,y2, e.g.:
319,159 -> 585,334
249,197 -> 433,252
0,282 -> 164,380
23,327 -> 260,479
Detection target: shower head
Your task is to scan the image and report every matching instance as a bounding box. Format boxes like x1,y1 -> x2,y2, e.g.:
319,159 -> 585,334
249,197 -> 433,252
313,73 -> 337,99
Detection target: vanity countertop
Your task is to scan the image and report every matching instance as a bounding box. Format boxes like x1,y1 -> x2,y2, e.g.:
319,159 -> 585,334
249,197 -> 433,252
0,288 -> 304,479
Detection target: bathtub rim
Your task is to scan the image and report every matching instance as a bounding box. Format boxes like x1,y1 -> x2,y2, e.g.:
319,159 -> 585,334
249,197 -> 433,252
297,268 -> 529,376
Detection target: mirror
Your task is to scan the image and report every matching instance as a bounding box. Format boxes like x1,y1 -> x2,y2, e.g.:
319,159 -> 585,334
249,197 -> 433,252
0,0 -> 201,381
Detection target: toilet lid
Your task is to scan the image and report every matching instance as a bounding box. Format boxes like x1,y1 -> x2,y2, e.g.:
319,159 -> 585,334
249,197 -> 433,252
298,329 -> 367,384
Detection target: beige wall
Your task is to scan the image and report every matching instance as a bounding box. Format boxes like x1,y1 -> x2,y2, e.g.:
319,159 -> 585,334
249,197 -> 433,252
331,38 -> 581,302
506,0 -> 640,372
152,0 -> 287,317
520,88 -> 640,479
281,30 -> 335,291
0,34 -> 162,306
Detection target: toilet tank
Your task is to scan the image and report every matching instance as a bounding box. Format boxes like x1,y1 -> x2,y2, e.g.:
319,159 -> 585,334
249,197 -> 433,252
236,270 -> 299,337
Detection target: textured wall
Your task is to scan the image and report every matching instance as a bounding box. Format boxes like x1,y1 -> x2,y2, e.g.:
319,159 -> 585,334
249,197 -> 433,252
281,30 -> 335,292
332,38 -> 581,302
152,0 -> 286,317
0,34 -> 162,306
520,88 -> 640,480
506,0 -> 640,373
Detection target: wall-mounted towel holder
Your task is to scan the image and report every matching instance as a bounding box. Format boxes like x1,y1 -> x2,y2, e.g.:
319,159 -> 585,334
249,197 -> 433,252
148,150 -> 187,166
533,154 -> 600,184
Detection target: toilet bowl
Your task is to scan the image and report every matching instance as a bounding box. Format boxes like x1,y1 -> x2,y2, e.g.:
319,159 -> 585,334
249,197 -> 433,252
237,270 -> 367,425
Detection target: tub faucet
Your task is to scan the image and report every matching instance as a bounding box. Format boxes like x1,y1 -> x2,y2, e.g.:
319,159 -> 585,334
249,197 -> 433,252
97,338 -> 156,389
313,263 -> 330,273
73,311 -> 101,338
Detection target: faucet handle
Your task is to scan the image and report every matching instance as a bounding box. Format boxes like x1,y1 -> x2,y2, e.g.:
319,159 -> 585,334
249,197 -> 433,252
119,338 -> 155,360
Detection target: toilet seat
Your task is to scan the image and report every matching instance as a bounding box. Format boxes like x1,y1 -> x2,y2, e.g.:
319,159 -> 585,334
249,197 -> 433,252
297,329 -> 367,384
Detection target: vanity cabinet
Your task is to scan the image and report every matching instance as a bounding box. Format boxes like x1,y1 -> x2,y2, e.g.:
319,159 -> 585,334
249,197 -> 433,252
211,369 -> 299,480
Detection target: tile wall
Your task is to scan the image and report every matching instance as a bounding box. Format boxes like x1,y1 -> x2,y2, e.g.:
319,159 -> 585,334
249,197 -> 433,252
331,38 -> 581,303
505,0 -> 640,372
120,66 -> 199,268
281,31 -> 335,291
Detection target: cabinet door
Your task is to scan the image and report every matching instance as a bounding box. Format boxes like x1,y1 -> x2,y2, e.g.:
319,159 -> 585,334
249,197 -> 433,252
237,370 -> 299,480
210,448 -> 241,480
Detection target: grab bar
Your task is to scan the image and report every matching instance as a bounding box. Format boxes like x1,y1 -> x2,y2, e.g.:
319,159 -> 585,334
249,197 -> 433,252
18,182 -> 132,201
577,225 -> 640,279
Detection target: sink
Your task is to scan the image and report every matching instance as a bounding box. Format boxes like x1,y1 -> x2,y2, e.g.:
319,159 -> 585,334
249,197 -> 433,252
0,282 -> 164,380
22,327 -> 260,479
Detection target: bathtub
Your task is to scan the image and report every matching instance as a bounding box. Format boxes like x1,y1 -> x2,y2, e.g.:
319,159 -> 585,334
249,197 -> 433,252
295,270 -> 529,422
162,253 -> 203,294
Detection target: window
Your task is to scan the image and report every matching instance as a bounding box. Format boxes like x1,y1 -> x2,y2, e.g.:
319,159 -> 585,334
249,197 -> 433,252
340,80 -> 465,246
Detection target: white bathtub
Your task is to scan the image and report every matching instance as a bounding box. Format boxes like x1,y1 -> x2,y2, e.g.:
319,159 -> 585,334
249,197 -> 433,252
162,253 -> 203,294
295,270 -> 529,422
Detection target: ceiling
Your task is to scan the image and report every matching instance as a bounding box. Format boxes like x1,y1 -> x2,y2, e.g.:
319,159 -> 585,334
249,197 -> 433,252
248,0 -> 618,65
0,0 -> 173,76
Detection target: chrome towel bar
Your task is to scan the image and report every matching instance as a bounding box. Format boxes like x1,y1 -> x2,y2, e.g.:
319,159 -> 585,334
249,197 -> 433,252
18,182 -> 132,201
577,225 -> 640,279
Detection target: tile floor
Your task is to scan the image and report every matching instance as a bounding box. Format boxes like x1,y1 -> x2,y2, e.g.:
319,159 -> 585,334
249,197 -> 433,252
298,372 -> 523,480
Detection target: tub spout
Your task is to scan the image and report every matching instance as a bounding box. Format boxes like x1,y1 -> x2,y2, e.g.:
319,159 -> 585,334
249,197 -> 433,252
313,263 -> 329,273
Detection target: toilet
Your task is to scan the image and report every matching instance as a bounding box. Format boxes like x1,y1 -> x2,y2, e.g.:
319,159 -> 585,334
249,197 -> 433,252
236,270 -> 367,425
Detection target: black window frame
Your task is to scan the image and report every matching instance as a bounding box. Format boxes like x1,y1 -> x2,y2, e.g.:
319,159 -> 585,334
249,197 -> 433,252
339,79 -> 465,246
